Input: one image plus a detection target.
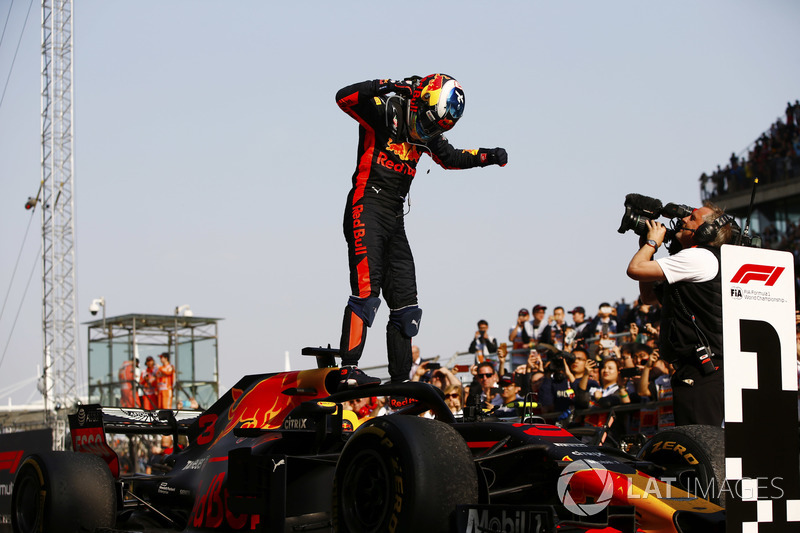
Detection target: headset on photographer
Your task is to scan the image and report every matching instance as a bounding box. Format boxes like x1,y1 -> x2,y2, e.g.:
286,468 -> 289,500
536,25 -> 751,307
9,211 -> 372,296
677,212 -> 736,245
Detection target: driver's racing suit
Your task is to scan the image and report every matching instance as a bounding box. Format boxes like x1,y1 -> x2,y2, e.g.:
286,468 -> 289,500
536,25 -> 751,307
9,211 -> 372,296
337,79 -> 502,382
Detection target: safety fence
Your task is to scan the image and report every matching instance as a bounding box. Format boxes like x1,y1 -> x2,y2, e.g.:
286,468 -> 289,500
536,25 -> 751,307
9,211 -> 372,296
362,330 -> 641,382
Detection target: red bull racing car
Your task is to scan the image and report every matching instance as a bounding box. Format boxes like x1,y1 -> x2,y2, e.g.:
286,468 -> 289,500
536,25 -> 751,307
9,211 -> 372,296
11,348 -> 725,533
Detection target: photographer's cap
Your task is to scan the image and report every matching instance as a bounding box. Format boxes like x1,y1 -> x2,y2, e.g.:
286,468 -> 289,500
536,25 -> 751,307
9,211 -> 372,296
518,308 -> 529,316
498,375 -> 516,387
533,304 -> 547,312
569,306 -> 585,314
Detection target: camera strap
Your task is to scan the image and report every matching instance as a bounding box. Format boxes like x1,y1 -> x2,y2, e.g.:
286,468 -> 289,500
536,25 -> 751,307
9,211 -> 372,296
671,287 -> 717,375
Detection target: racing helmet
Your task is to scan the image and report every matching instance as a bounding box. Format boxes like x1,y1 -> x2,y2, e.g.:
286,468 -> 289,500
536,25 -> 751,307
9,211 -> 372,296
407,73 -> 465,142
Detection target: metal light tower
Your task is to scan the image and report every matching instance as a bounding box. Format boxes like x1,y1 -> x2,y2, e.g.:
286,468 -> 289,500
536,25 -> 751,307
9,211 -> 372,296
40,0 -> 77,444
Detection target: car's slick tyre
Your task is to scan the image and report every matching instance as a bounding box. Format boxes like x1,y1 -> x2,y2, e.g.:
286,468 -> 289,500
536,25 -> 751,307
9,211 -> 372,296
12,451 -> 116,533
637,424 -> 726,507
333,415 -> 478,533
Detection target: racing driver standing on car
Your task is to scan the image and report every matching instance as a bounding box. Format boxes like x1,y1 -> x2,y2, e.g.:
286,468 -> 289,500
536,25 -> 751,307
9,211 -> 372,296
336,74 -> 507,390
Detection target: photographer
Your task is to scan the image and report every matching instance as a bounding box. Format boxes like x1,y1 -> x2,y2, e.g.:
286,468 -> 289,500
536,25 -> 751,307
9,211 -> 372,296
571,348 -> 601,409
411,361 -> 459,391
577,303 -> 618,344
538,351 -> 577,420
468,319 -> 498,364
466,361 -> 502,410
568,306 -> 590,340
623,300 -> 661,331
541,306 -> 568,350
513,347 -> 545,375
626,202 -> 733,426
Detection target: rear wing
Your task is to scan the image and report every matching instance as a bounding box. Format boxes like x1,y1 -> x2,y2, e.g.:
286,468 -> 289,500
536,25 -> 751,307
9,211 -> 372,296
90,405 -> 204,433
68,404 -> 203,478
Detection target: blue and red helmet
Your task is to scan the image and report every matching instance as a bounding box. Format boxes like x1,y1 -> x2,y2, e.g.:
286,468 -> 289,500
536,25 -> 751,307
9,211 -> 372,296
407,73 -> 465,143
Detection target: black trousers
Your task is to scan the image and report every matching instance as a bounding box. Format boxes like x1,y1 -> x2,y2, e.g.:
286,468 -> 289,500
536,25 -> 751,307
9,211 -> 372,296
671,359 -> 724,426
340,194 -> 417,380
343,196 -> 417,308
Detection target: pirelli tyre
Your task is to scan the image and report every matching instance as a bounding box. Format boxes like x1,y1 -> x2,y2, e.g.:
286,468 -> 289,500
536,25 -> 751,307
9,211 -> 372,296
333,415 -> 478,533
637,424 -> 726,507
12,451 -> 116,533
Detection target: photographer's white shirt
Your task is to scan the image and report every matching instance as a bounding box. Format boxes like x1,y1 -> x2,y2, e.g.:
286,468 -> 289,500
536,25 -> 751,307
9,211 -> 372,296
509,322 -> 534,344
656,247 -> 718,285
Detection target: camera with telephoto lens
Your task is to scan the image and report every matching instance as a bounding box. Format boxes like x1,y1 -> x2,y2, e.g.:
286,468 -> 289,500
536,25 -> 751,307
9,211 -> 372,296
548,350 -> 575,371
617,193 -> 692,244
617,193 -> 761,249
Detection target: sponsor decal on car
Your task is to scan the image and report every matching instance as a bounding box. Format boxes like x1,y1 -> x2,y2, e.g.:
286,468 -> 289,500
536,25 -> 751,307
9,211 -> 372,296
183,457 -> 210,471
456,505 -> 554,533
189,472 -> 260,530
282,417 -> 309,430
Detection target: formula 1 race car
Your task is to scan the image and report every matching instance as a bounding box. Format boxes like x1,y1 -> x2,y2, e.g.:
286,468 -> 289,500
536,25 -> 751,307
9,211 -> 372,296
11,348 -> 725,533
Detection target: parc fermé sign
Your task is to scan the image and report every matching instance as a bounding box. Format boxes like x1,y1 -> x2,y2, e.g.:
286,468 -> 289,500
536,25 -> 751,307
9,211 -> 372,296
721,244 -> 800,531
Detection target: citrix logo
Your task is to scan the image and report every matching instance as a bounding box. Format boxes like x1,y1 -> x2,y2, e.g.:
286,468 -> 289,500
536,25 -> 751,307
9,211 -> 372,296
730,264 -> 785,286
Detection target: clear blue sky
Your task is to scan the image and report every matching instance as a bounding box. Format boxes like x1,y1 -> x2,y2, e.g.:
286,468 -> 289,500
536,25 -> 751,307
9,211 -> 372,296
1,0 -> 798,404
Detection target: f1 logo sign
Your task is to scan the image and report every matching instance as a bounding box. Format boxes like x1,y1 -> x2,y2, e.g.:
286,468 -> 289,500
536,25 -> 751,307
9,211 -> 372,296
729,264 -> 785,286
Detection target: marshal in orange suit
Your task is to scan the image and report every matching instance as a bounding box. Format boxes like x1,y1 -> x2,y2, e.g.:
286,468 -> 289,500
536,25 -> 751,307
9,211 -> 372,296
156,352 -> 175,409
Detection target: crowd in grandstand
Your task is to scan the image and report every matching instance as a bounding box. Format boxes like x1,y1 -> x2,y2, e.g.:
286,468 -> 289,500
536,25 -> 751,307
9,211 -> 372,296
338,288 -> 800,450
698,99 -> 800,311
338,300 -> 681,449
701,100 -> 800,199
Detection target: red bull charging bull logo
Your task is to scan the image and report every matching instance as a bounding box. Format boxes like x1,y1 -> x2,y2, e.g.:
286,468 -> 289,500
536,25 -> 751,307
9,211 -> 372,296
207,370 -> 329,447
420,74 -> 445,106
385,138 -> 421,162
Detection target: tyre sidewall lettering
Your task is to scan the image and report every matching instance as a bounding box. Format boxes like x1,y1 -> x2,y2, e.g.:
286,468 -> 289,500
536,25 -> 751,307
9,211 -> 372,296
646,440 -> 699,465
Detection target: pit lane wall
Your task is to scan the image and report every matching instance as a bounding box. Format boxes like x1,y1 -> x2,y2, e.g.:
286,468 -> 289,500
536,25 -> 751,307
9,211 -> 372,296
0,429 -> 52,530
721,245 -> 800,531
